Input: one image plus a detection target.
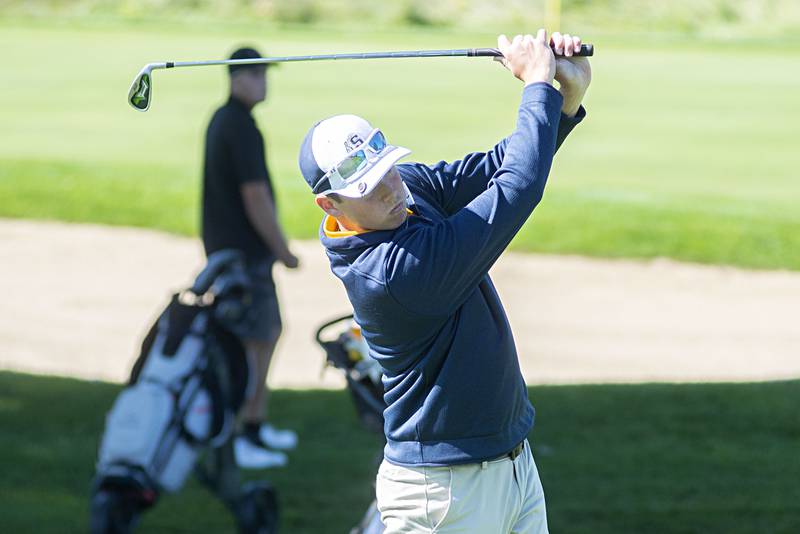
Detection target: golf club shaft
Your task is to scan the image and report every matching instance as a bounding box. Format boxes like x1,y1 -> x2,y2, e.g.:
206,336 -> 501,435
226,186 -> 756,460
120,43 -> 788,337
129,45 -> 594,111
159,45 -> 593,69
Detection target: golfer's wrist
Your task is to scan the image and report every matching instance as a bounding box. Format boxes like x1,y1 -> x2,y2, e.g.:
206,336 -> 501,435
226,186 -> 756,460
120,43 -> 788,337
559,87 -> 585,117
521,65 -> 555,86
522,70 -> 554,86
524,79 -> 553,89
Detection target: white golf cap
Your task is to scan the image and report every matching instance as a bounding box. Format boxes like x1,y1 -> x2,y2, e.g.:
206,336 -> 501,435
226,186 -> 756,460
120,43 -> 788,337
299,114 -> 411,198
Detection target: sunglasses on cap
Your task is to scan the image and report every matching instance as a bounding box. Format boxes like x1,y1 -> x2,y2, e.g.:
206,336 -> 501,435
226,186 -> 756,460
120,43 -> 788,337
312,129 -> 389,195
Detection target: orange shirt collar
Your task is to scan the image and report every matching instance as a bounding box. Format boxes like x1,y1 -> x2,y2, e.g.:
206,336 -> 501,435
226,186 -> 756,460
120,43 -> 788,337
323,209 -> 414,239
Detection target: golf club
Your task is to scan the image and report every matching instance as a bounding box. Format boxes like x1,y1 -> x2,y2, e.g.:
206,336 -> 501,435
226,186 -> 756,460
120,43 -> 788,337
128,45 -> 594,112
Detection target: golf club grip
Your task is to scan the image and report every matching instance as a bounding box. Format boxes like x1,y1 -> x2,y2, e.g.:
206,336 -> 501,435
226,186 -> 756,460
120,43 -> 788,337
471,44 -> 593,57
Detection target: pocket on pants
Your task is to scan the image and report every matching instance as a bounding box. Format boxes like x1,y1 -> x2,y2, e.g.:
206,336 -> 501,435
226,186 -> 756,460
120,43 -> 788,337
423,466 -> 452,530
376,461 -> 426,532
376,462 -> 452,532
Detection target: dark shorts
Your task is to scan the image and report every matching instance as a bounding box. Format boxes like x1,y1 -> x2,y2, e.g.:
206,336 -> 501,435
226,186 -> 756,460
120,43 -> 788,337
231,259 -> 282,342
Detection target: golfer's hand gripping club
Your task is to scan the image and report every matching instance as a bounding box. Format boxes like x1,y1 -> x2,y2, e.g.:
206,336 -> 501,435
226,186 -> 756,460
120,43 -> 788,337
470,43 -> 593,59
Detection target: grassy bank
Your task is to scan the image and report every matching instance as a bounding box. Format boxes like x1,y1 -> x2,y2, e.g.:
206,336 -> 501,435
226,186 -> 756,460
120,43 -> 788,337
1,20 -> 799,269
1,372 -> 798,532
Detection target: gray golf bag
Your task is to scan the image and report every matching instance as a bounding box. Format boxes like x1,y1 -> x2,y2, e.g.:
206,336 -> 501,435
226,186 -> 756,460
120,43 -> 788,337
90,250 -> 278,534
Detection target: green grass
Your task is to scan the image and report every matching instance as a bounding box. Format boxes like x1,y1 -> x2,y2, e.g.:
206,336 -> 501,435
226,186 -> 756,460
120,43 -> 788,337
1,371 -> 799,533
1,20 -> 799,269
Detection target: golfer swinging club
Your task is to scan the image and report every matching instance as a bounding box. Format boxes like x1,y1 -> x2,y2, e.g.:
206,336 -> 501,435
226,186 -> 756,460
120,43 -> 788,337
299,30 -> 591,532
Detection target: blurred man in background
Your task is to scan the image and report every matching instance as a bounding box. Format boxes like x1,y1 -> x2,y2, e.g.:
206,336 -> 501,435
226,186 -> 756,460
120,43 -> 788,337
202,46 -> 299,469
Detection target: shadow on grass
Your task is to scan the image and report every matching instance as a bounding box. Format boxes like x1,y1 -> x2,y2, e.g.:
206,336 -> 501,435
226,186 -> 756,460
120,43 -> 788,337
0,372 -> 798,533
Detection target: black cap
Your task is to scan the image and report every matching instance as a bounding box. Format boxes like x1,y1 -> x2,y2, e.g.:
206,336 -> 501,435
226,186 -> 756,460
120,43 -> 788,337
228,46 -> 271,75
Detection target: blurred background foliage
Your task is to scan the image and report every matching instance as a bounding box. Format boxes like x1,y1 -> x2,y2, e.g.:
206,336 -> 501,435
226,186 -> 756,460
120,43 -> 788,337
3,0 -> 800,34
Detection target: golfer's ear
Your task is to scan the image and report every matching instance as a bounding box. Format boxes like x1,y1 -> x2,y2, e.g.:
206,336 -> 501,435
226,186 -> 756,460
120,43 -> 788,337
315,195 -> 341,217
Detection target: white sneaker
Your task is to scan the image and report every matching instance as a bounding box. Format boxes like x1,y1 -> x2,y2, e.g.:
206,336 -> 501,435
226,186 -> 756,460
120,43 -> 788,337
234,436 -> 288,469
259,423 -> 299,451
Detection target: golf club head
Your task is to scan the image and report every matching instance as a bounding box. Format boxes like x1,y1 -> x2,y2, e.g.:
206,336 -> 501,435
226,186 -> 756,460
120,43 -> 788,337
128,66 -> 154,112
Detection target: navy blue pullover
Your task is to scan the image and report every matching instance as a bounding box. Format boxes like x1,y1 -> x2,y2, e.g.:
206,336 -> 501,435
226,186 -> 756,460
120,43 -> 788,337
320,83 -> 585,466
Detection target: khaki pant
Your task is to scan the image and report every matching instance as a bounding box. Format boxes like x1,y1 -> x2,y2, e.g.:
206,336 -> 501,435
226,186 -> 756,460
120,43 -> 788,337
376,440 -> 548,533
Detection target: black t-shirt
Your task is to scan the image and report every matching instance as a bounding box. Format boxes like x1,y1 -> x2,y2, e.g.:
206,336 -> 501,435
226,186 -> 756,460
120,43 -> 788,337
201,96 -> 276,262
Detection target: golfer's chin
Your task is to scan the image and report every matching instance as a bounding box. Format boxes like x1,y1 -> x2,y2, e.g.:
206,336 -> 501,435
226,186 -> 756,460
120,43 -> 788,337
390,203 -> 409,224
374,207 -> 408,231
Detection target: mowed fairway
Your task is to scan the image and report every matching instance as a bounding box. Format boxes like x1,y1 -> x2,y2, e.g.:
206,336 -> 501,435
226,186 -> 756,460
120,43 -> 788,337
1,372 -> 799,533
1,20 -> 799,270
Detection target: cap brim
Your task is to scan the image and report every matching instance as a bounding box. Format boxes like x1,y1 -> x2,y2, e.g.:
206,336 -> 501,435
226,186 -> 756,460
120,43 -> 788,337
335,146 -> 411,198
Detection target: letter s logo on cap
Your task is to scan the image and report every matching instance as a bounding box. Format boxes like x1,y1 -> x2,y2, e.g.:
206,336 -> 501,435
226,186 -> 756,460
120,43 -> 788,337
345,133 -> 364,152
